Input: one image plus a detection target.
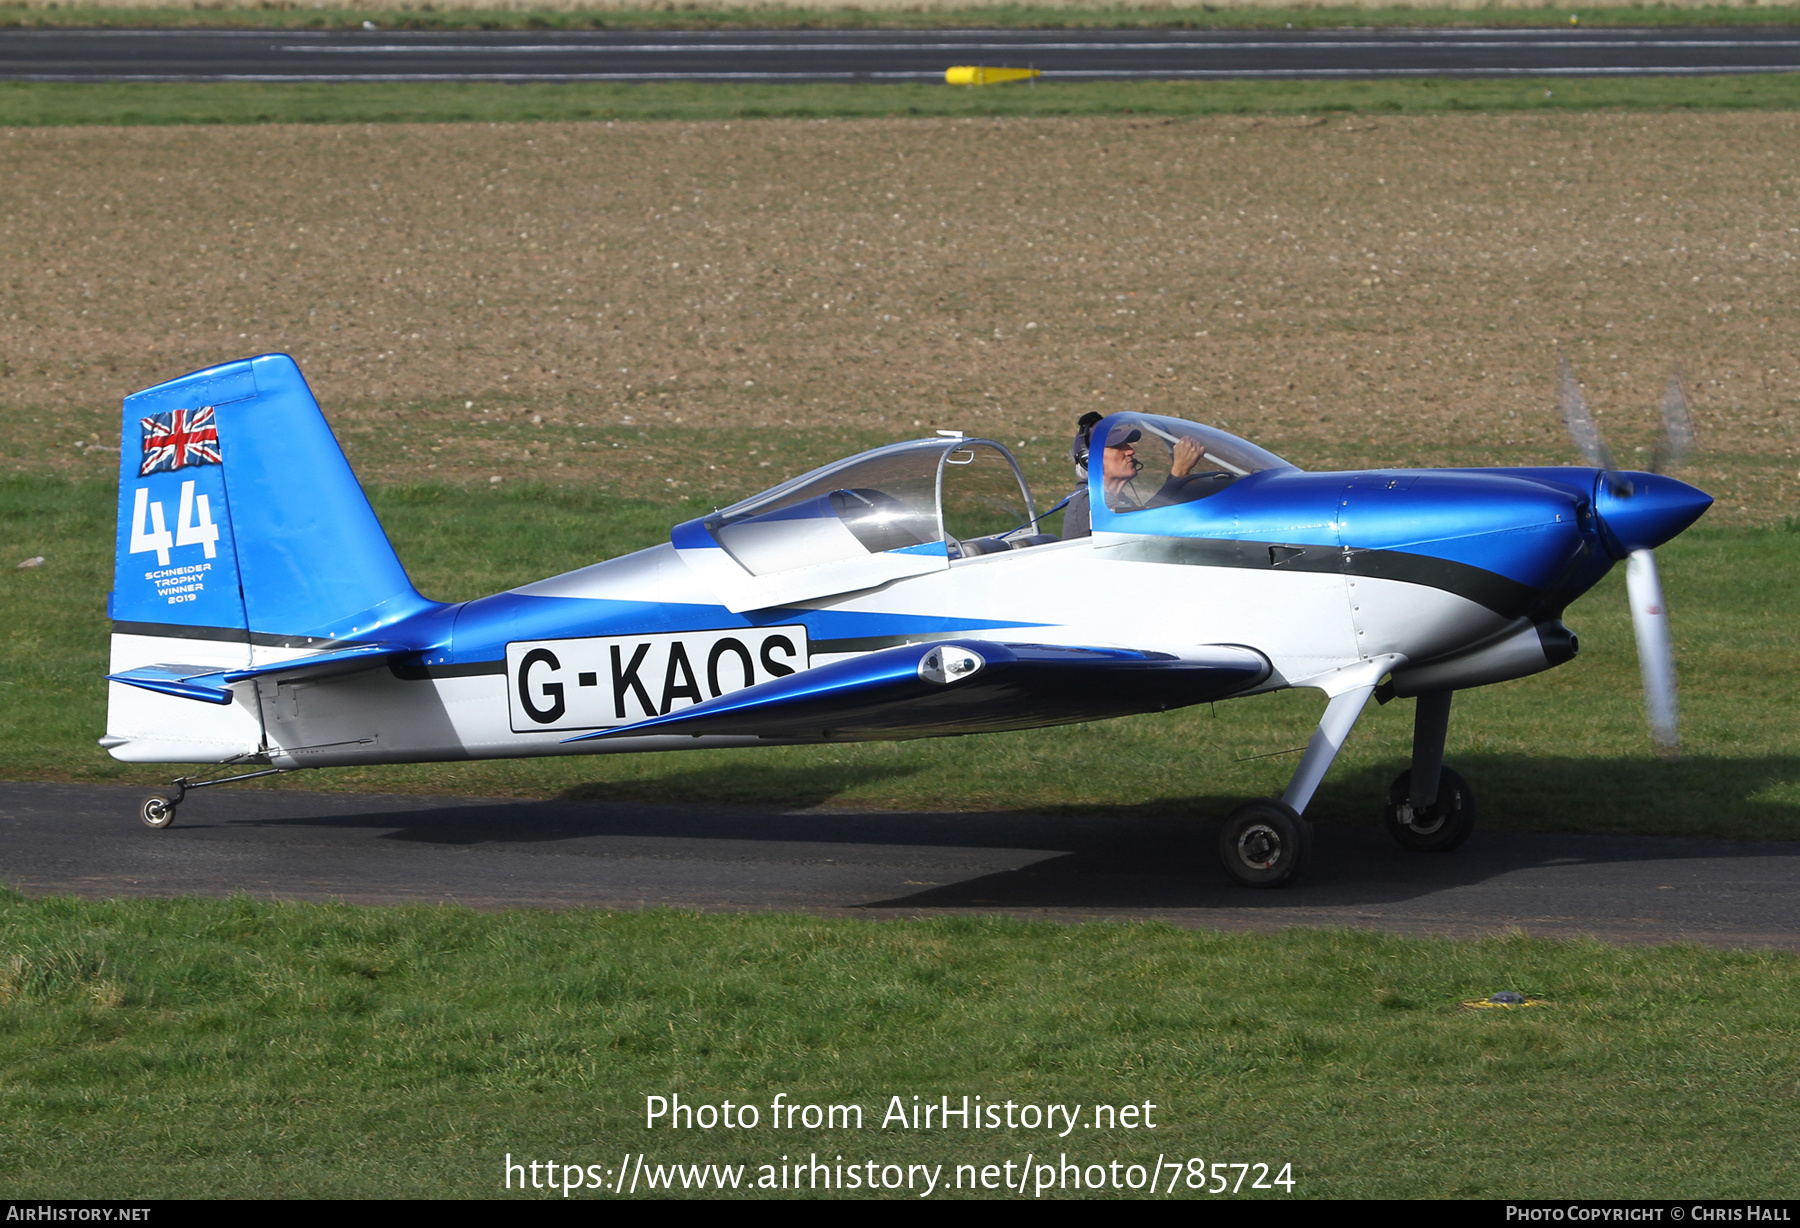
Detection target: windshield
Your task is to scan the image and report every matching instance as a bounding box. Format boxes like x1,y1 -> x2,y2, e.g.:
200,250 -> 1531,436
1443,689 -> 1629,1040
1090,413 -> 1295,513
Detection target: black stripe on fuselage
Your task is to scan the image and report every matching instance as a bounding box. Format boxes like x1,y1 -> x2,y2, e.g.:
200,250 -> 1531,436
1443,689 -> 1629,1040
1094,537 -> 1539,618
388,659 -> 504,680
811,634 -> 936,655
111,620 -> 370,650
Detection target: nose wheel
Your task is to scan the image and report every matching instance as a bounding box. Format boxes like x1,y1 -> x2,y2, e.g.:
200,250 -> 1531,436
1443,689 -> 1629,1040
1383,766 -> 1476,852
1218,799 -> 1311,888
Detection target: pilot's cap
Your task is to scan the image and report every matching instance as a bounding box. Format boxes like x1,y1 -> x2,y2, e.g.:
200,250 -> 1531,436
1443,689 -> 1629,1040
1104,425 -> 1142,449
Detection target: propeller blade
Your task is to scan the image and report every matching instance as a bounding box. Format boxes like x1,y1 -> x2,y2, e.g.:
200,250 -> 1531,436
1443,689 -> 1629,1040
1650,371 -> 1697,474
1624,548 -> 1681,756
1556,353 -> 1617,472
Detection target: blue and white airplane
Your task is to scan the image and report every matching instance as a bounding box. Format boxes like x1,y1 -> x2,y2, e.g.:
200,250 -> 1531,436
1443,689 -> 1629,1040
102,353 -> 1711,887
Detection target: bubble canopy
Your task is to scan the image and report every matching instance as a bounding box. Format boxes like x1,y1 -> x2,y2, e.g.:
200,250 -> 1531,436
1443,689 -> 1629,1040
712,439 -> 951,539
703,437 -> 1037,575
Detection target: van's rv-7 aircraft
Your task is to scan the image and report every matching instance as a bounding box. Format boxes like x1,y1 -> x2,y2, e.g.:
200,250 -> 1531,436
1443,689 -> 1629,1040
104,354 -> 1711,888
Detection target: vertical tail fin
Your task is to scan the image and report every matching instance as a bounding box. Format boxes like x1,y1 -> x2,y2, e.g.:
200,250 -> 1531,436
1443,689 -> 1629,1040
111,353 -> 435,646
107,354 -> 441,762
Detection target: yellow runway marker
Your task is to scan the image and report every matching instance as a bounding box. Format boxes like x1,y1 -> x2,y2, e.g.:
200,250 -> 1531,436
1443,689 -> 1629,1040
945,66 -> 1041,86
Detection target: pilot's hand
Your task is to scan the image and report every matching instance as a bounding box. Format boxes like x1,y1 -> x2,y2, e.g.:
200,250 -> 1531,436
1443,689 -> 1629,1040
1171,436 -> 1206,477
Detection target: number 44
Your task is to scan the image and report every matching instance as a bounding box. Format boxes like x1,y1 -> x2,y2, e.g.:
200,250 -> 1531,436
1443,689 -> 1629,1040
129,481 -> 220,566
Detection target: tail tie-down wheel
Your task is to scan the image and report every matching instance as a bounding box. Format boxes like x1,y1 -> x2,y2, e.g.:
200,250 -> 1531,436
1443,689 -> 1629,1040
1218,799 -> 1312,888
1383,767 -> 1476,852
140,794 -> 178,830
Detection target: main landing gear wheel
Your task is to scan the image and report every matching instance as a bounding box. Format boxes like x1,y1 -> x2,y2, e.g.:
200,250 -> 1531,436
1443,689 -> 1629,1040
1218,799 -> 1311,888
1383,766 -> 1476,852
140,794 -> 178,830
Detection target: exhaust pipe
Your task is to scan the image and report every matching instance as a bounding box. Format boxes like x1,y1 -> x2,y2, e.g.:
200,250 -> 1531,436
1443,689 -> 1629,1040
1381,619 -> 1578,700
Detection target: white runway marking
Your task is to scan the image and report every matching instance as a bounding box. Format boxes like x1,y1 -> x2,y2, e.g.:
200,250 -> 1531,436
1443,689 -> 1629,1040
274,38 -> 1800,54
13,66 -> 1800,83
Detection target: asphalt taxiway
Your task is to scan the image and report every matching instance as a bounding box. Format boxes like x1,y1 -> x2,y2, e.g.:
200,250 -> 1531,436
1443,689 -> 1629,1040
3,781 -> 1796,949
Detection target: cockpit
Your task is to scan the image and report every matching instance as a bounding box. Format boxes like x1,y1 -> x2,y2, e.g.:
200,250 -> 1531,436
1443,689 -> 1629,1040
706,416 -> 1296,563
675,416 -> 1296,610
1085,413 -> 1296,516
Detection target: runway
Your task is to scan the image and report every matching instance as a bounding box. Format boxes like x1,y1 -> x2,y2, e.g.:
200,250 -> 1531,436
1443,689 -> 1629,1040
2,27 -> 1799,83
4,781 -> 1797,949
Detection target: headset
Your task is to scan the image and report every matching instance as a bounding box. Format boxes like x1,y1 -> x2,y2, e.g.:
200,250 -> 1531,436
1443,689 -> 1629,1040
1072,411 -> 1143,479
1070,411 -> 1104,479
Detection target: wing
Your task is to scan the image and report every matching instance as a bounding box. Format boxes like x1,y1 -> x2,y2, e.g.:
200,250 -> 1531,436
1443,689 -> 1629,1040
106,641 -> 402,705
563,639 -> 1271,743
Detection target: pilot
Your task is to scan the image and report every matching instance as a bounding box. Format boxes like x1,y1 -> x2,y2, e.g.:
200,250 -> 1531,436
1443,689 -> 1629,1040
1062,413 -> 1207,539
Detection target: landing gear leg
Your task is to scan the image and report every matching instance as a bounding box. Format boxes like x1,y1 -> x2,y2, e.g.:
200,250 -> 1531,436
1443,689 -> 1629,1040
1219,676 -> 1381,889
134,765 -> 291,831
1384,690 -> 1476,852
1280,682 -> 1378,817
1409,690 -> 1451,813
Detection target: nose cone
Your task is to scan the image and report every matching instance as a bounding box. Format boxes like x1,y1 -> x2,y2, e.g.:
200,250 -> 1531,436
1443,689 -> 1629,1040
1595,472 -> 1713,557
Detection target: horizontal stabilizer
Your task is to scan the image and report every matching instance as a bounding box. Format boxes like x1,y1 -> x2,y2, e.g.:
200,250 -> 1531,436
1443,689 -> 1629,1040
108,641 -> 402,705
564,639 -> 1269,743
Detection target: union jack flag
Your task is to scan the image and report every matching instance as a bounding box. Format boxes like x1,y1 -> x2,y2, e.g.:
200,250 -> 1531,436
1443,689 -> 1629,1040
139,407 -> 221,477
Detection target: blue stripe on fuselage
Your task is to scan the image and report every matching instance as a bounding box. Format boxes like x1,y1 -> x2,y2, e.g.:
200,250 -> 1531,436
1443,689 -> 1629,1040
1092,466 -> 1600,594
430,593 -> 1045,666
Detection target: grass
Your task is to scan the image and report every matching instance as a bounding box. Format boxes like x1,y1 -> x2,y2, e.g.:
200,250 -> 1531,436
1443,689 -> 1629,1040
6,74 -> 1800,127
6,2 -> 1800,30
5,469 -> 1798,840
1,890 -> 1797,1197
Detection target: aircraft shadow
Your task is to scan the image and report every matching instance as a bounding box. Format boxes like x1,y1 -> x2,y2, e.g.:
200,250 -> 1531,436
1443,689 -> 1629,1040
555,761 -> 924,813
219,754 -> 1800,912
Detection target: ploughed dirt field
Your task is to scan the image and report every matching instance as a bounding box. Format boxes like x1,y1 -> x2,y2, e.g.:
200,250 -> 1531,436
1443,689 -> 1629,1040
2,112 -> 1796,518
